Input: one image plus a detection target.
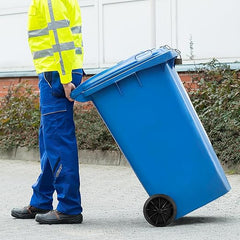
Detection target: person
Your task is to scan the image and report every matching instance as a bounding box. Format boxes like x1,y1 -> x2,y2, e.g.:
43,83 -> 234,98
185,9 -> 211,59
11,0 -> 84,224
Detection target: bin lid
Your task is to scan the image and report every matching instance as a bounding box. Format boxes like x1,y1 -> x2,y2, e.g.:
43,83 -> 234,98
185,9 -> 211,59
71,47 -> 178,100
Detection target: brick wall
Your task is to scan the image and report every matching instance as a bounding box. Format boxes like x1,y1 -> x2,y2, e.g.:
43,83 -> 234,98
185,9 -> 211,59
0,77 -> 39,99
0,73 -> 195,100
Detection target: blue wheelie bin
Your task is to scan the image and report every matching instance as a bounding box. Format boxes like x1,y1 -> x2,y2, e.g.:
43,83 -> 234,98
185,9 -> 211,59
71,47 -> 231,227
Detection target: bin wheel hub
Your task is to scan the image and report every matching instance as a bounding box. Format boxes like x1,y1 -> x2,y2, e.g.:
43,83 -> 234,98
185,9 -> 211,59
143,194 -> 177,227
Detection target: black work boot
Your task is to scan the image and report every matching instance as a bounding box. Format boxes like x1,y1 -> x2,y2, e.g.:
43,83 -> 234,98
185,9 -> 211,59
35,210 -> 83,224
11,206 -> 50,219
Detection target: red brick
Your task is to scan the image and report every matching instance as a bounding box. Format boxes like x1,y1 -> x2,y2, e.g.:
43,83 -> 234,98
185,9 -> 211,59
179,73 -> 192,83
20,77 -> 39,92
0,78 -> 20,87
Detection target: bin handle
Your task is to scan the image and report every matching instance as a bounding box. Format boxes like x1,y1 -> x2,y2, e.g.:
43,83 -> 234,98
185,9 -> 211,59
161,45 -> 182,59
135,49 -> 153,61
160,45 -> 182,65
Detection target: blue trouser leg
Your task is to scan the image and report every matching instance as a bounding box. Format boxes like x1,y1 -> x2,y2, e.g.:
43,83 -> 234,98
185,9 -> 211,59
30,124 -> 55,210
30,70 -> 83,215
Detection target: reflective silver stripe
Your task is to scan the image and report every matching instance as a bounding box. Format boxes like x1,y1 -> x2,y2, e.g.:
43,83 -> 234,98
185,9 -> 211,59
75,47 -> 82,55
29,20 -> 69,38
33,49 -> 53,59
28,27 -> 49,38
55,164 -> 62,178
48,19 -> 70,30
48,0 -> 65,75
32,42 -> 76,60
53,42 -> 75,52
42,110 -> 67,116
71,26 -> 82,34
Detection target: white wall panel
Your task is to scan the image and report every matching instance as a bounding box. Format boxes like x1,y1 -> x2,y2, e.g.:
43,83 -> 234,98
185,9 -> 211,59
0,0 -> 30,9
80,2 -> 99,68
177,0 -> 240,62
102,0 -> 152,65
0,12 -> 33,71
156,0 -> 172,47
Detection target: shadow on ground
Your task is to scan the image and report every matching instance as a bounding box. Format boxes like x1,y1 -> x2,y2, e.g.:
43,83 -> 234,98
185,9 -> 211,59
172,216 -> 229,226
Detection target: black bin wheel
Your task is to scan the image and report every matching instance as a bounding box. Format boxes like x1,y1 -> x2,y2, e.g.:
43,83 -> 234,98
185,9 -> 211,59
143,194 -> 177,227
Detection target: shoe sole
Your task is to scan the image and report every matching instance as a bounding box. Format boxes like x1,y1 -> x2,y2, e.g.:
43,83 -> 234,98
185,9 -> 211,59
11,210 -> 50,219
35,215 -> 83,224
11,211 -> 36,219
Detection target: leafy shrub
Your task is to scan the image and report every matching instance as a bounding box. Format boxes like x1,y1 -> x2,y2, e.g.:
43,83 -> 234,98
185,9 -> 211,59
188,59 -> 240,165
74,105 -> 118,150
0,83 -> 40,150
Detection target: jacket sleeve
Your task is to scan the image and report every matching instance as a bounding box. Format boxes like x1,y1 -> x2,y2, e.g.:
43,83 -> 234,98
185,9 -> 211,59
28,0 -> 49,62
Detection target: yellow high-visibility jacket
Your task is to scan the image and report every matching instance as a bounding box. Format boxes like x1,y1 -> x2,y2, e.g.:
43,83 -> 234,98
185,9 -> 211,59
28,0 -> 84,84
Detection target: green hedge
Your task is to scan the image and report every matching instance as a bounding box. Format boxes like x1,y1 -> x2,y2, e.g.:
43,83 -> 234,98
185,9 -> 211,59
0,61 -> 239,165
188,59 -> 240,165
0,83 -> 40,150
74,105 -> 117,150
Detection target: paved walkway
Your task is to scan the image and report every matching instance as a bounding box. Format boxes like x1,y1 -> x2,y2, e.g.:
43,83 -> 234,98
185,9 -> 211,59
0,159 -> 239,240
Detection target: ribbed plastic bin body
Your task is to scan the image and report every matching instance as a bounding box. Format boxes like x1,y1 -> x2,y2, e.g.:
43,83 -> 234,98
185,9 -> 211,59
71,48 -> 230,224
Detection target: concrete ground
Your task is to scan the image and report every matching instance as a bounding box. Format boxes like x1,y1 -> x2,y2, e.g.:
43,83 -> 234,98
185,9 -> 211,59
0,159 -> 239,240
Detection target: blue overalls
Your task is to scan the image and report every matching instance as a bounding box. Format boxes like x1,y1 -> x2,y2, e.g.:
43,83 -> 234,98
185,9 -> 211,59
30,69 -> 83,215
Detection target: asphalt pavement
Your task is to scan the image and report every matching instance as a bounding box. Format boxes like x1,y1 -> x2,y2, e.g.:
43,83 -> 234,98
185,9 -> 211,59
0,159 -> 239,240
